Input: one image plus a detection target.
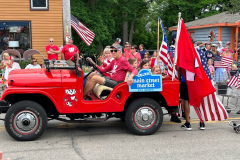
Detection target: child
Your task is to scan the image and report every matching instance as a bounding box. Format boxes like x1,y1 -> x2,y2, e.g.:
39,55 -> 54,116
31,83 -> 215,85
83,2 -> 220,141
208,59 -> 215,77
128,58 -> 138,69
150,51 -> 157,68
140,60 -> 150,69
151,65 -> 161,74
143,52 -> 151,61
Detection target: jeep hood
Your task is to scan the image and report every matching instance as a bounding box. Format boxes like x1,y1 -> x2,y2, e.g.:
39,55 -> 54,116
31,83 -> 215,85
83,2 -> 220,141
8,69 -> 61,87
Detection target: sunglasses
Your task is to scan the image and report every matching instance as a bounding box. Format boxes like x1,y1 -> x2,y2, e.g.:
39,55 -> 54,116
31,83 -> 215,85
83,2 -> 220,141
33,60 -> 37,62
110,50 -> 118,53
131,48 -> 136,49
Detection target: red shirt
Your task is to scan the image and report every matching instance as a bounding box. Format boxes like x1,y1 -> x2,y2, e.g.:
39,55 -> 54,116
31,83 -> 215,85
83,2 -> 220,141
46,45 -> 59,60
124,49 -> 132,59
61,44 -> 79,60
151,57 -> 156,68
97,56 -> 138,82
125,52 -> 141,68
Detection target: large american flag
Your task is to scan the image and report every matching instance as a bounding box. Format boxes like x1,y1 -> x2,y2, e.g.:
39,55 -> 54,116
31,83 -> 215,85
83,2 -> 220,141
158,19 -> 177,79
195,49 -> 228,122
71,14 -> 95,46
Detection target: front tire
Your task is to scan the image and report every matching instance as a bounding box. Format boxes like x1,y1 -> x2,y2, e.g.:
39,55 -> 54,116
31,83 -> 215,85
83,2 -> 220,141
5,100 -> 47,141
125,98 -> 163,135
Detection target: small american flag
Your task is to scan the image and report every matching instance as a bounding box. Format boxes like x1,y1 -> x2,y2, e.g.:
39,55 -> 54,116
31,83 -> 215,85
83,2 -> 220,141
71,14 -> 95,46
159,19 -> 177,78
214,57 -> 233,70
228,70 -> 240,88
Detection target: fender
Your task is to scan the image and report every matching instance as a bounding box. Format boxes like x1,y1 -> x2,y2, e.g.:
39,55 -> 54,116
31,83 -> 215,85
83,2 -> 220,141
0,87 -> 62,112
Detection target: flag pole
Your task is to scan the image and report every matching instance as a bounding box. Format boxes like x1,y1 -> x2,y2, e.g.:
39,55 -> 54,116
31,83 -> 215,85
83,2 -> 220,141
172,12 -> 181,81
157,17 -> 160,53
157,17 -> 161,65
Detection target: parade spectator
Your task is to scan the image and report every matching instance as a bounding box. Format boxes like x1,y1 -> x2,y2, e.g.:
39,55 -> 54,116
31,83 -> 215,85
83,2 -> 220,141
217,41 -> 223,53
128,58 -> 138,69
205,43 -> 214,61
150,51 -> 157,68
221,41 -> 234,54
10,56 -> 20,70
169,34 -> 176,58
212,44 -> 221,61
113,38 -> 124,53
0,53 -> 12,90
124,43 -> 132,59
83,44 -> 138,99
125,45 -> 141,68
178,68 -> 191,130
151,65 -> 161,74
208,59 -> 215,77
222,46 -> 234,73
139,60 -> 150,69
143,52 -> 151,61
25,58 -> 41,69
138,44 -> 147,59
61,38 -> 79,61
46,38 -> 60,60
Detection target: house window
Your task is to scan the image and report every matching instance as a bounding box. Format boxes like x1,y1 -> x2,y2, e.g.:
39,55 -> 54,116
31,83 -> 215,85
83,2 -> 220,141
0,21 -> 31,53
30,0 -> 49,10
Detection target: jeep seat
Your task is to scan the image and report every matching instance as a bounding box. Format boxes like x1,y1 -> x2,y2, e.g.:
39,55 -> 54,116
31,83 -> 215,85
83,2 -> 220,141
93,71 -> 131,99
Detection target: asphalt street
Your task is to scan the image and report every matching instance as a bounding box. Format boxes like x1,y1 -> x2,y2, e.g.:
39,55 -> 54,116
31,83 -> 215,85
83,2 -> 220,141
0,106 -> 240,160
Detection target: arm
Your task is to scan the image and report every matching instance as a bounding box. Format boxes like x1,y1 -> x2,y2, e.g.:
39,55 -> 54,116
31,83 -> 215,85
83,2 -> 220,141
87,57 -> 113,73
123,60 -> 138,85
177,67 -> 181,82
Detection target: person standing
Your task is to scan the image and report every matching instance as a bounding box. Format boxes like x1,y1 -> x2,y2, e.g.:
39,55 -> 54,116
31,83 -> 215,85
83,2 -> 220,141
125,45 -> 141,68
46,38 -> 60,60
205,43 -> 214,61
138,44 -> 147,60
61,38 -> 79,61
124,43 -> 132,59
0,53 -> 12,90
113,38 -> 124,54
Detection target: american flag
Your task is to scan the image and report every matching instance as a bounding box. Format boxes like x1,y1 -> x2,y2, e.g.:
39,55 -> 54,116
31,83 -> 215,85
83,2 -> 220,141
228,70 -> 240,88
214,57 -> 233,70
71,14 -> 95,46
158,19 -> 177,78
195,50 -> 228,122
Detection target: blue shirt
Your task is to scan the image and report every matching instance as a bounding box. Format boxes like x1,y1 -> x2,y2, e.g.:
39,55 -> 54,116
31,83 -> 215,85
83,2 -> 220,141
138,49 -> 147,59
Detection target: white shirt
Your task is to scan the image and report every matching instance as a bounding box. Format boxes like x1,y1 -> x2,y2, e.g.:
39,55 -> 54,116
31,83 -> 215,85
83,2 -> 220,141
25,64 -> 41,69
12,62 -> 21,70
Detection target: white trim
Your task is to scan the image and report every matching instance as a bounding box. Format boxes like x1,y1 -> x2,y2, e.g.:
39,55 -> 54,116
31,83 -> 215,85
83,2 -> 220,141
31,0 -> 48,10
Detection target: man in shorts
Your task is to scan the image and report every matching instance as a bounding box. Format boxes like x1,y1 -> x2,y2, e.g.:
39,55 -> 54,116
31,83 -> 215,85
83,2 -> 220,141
83,44 -> 138,99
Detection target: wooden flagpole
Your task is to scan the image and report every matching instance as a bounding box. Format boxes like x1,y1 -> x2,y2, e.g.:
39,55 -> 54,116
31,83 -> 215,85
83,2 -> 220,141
157,17 -> 160,66
172,12 -> 181,81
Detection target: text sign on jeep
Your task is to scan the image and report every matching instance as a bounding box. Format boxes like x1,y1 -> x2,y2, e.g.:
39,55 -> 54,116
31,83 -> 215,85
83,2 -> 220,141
129,69 -> 162,92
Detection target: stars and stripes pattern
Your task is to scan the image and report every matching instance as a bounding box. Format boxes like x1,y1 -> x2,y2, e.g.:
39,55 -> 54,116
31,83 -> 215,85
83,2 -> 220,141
227,70 -> 240,89
199,50 -> 212,80
214,57 -> 233,70
195,50 -> 228,122
158,19 -> 177,79
71,14 -> 95,46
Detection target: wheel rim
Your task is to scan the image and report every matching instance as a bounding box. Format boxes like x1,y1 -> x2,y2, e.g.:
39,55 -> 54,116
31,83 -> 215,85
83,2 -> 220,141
134,106 -> 156,129
13,110 -> 39,135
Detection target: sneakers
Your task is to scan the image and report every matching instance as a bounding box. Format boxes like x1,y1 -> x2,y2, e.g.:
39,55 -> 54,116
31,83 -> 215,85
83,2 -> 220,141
181,122 -> 192,130
200,122 -> 205,130
237,110 -> 240,114
170,115 -> 181,123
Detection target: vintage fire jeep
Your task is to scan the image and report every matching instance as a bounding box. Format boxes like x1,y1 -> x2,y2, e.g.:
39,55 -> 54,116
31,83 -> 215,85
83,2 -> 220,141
0,57 -> 180,141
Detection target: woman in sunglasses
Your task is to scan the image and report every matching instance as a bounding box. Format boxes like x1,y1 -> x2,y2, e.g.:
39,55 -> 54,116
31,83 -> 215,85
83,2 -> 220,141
125,45 -> 141,68
25,58 -> 41,69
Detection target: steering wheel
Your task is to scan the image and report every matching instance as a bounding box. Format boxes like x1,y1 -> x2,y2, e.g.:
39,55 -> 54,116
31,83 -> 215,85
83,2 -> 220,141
86,57 -> 104,76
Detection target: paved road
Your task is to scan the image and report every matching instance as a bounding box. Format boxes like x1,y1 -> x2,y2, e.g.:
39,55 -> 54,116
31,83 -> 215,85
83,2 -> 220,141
0,107 -> 240,160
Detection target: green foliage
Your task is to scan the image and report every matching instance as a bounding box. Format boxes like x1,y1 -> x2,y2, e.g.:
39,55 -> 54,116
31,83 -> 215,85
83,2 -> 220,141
19,60 -> 29,69
70,0 -> 236,54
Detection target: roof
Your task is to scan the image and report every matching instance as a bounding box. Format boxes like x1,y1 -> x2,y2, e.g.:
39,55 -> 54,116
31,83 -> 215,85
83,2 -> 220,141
169,12 -> 240,31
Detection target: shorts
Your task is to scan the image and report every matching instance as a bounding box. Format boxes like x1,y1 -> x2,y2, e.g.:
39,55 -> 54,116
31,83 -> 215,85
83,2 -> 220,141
180,82 -> 189,101
104,77 -> 118,88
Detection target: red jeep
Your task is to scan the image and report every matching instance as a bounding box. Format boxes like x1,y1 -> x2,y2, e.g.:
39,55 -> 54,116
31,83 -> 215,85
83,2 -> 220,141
0,57 -> 180,141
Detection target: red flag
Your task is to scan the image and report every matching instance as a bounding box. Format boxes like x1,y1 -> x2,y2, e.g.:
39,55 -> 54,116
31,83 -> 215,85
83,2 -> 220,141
174,19 -> 215,107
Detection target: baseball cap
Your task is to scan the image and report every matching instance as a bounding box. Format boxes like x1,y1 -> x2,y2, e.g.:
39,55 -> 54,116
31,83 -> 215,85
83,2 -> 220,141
227,41 -> 230,44
116,38 -> 121,42
110,44 -> 122,51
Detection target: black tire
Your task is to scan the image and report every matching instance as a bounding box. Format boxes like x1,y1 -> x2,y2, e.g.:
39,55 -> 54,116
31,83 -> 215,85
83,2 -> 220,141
4,100 -> 47,141
125,98 -> 163,135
